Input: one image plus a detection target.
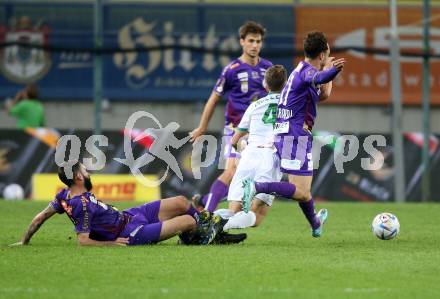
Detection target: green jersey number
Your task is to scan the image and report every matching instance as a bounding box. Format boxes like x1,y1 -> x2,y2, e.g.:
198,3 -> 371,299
262,103 -> 278,127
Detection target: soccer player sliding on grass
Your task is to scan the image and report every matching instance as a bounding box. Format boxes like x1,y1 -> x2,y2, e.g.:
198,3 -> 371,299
11,162 -> 243,247
241,31 -> 345,237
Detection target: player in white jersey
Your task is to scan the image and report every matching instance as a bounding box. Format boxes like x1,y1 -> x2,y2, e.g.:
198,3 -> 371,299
214,65 -> 286,230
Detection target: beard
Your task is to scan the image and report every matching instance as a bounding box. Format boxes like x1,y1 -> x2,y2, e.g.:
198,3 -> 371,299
84,177 -> 93,191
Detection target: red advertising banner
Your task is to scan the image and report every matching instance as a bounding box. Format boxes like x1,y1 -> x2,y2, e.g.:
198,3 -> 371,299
295,6 -> 440,105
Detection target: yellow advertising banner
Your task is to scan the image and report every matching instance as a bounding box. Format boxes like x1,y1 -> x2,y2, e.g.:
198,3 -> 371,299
32,174 -> 161,202
295,6 -> 440,105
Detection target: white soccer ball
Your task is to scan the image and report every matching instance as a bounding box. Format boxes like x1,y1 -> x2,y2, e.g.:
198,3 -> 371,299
3,184 -> 24,201
372,212 -> 400,240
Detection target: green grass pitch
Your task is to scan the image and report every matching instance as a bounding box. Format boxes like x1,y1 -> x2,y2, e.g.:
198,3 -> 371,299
1,200 -> 439,299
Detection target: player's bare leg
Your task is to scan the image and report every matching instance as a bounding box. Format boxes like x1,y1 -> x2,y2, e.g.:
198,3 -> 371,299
251,199 -> 270,227
287,174 -> 328,236
200,157 -> 237,212
287,174 -> 313,202
157,196 -> 225,244
158,195 -> 197,221
159,215 -> 197,241
228,200 -> 242,214
242,174 -> 328,237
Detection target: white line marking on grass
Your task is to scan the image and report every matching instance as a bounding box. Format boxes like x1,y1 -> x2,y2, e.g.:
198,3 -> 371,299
344,288 -> 392,293
1,287 -> 49,293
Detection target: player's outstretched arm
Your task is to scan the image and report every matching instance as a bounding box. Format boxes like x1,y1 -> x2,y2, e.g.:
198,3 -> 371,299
189,91 -> 221,142
10,204 -> 57,246
77,233 -> 129,246
312,58 -> 346,86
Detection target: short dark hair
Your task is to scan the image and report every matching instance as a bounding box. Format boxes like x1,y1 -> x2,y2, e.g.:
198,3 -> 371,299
25,83 -> 39,99
303,31 -> 328,59
58,161 -> 81,187
239,21 -> 266,40
265,65 -> 287,93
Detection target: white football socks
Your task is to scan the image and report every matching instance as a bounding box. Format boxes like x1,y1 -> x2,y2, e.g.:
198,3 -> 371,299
213,208 -> 235,219
223,211 -> 256,230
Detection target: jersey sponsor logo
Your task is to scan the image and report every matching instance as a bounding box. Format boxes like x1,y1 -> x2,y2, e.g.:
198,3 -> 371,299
237,72 -> 249,93
251,71 -> 259,79
274,121 -> 289,134
237,72 -> 248,80
0,17 -> 52,83
281,158 -> 302,170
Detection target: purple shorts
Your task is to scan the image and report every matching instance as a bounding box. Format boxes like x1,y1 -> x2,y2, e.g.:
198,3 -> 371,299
121,200 -> 163,246
274,129 -> 313,176
222,125 -> 240,159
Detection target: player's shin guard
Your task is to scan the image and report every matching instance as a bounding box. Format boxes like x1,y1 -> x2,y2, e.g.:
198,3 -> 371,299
202,179 -> 229,212
298,198 -> 320,230
255,182 -> 296,199
223,211 -> 256,230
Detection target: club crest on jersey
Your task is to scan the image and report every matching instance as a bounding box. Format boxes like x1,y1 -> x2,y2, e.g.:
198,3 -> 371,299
0,16 -> 52,84
237,72 -> 249,93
